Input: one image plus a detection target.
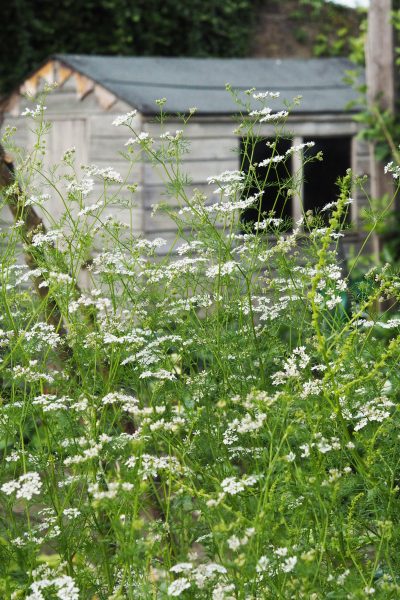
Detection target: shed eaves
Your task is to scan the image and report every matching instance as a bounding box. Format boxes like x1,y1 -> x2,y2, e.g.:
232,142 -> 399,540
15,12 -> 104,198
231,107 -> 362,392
54,55 -> 362,115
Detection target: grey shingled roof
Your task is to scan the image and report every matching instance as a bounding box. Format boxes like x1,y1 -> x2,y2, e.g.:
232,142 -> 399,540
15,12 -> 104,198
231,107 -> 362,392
54,54 -> 362,115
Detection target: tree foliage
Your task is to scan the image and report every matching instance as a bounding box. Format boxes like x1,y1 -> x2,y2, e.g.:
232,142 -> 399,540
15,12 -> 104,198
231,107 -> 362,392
0,0 -> 256,96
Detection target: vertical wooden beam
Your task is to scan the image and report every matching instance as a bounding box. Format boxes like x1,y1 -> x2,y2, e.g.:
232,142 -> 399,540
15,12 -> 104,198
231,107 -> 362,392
292,136 -> 304,227
366,0 -> 394,260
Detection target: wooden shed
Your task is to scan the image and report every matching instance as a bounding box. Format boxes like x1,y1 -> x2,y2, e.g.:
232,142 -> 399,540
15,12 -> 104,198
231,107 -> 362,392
1,55 -> 368,252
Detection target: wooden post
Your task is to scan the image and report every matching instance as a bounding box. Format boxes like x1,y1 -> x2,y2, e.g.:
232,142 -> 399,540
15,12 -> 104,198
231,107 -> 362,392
366,0 -> 394,261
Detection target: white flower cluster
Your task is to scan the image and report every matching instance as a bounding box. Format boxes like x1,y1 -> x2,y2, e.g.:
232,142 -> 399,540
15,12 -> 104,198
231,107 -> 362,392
312,263 -> 347,310
156,293 -> 213,317
24,322 -> 60,350
352,396 -> 394,431
321,466 -> 352,486
256,546 -> 298,578
77,200 -> 105,217
112,110 -> 137,126
206,261 -> 238,279
121,333 -> 182,369
168,562 -> 228,597
221,474 -> 258,495
258,141 -> 315,168
207,170 -> 246,198
384,160 -> 400,179
168,577 -> 191,596
38,271 -> 73,289
320,197 -> 353,213
63,440 -> 106,466
249,107 -> 289,123
299,433 -> 342,458
176,240 -> 205,255
223,412 -> 267,446
212,583 -> 236,600
0,328 -> 14,348
68,289 -> 112,315
32,394 -> 88,413
63,508 -> 81,520
67,176 -> 94,197
88,480 -> 133,500
252,90 -> 280,100
254,217 -> 283,230
21,105 -> 47,117
12,360 -> 58,384
143,257 -> 207,284
1,471 -> 42,501
84,164 -> 123,183
31,229 -> 63,248
227,527 -> 255,551
300,379 -> 322,398
146,414 -> 186,433
101,391 -> 139,409
178,193 -> 261,218
271,346 -> 311,386
139,369 -> 176,380
160,129 -> 184,141
125,454 -> 185,480
26,575 -> 79,600
24,193 -> 50,207
125,132 -> 152,146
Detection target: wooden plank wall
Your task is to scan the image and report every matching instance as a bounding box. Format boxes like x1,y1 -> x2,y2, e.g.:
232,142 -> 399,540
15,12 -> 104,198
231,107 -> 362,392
141,115 -> 366,254
1,75 -> 144,252
142,119 -> 239,252
1,76 -> 372,265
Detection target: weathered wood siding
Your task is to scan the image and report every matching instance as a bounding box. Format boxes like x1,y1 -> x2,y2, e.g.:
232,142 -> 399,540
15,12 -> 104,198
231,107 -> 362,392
1,74 -> 144,244
1,72 -> 370,262
142,115 -> 368,256
142,119 -> 239,245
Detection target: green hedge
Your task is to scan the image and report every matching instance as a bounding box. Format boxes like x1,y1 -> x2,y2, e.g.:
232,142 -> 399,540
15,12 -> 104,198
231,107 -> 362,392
0,0 -> 256,96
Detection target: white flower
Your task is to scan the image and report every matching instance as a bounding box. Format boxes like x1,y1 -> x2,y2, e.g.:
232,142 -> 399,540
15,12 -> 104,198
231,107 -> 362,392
220,474 -> 258,495
112,110 -> 137,126
24,193 -> 50,207
249,107 -> 289,122
212,583 -> 236,600
1,472 -> 42,501
253,91 -> 280,99
85,165 -> 123,183
281,556 -> 297,573
221,477 -> 245,495
170,563 -> 193,573
24,322 -> 60,349
256,556 -> 270,573
207,170 -> 246,197
364,586 -> 375,595
77,201 -> 105,217
26,575 -> 79,600
139,369 -> 176,381
31,229 -> 63,247
254,217 -> 283,230
63,508 -> 81,520
21,105 -> 47,117
167,577 -> 191,596
206,261 -> 238,278
284,451 -> 296,462
227,535 -> 241,551
67,177 -> 94,197
384,160 -> 400,179
125,132 -> 151,145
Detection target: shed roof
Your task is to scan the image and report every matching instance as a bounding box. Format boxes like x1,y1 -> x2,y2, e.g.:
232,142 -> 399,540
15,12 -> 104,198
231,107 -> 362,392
53,54 -> 362,116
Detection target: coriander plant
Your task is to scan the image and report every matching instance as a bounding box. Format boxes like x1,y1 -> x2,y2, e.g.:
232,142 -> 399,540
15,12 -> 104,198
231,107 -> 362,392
0,89 -> 400,599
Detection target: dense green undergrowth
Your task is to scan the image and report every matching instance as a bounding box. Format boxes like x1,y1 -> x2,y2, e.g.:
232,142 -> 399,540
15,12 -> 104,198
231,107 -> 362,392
0,90 -> 400,599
